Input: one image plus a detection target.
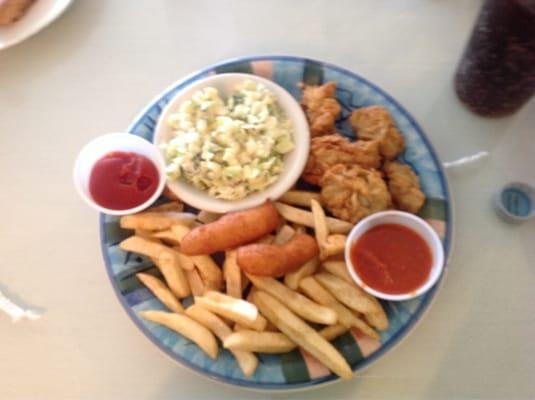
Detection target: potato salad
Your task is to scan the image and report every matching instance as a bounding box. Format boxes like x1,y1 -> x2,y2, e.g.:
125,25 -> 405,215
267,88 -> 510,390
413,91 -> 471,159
163,80 -> 295,200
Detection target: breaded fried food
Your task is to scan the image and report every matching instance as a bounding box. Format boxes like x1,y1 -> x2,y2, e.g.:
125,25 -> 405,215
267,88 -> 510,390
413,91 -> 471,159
320,164 -> 391,224
350,106 -> 405,159
237,234 -> 319,277
180,201 -> 281,255
300,82 -> 341,137
0,0 -> 35,25
303,134 -> 381,185
383,161 -> 425,214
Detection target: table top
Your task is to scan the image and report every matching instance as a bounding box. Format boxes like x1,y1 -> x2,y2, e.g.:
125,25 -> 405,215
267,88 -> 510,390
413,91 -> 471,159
1,1 -> 534,399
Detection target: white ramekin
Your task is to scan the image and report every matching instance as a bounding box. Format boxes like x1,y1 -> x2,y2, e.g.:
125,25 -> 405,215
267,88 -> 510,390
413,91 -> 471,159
344,210 -> 444,301
73,132 -> 166,216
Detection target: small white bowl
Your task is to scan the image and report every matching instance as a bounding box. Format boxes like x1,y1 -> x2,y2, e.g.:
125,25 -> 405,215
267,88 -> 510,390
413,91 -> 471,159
153,73 -> 310,213
344,211 -> 444,301
73,132 -> 166,216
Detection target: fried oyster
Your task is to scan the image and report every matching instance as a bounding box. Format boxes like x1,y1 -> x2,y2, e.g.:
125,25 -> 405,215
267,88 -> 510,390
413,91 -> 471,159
319,164 -> 392,224
300,82 -> 341,137
383,161 -> 426,214
303,135 -> 381,186
350,105 -> 404,160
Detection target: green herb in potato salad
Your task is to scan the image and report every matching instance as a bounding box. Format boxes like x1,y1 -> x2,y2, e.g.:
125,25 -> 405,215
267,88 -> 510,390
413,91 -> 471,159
163,80 -> 295,200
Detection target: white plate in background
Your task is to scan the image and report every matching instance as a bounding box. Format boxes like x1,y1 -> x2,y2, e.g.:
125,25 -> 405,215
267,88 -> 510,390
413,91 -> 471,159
0,0 -> 72,50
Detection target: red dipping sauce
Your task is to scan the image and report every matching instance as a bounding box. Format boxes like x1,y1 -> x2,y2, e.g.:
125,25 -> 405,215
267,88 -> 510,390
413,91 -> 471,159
89,151 -> 159,210
350,224 -> 432,295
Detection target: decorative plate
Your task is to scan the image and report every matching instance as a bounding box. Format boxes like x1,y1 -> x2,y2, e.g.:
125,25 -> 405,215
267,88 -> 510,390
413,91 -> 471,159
100,56 -> 452,391
0,0 -> 72,50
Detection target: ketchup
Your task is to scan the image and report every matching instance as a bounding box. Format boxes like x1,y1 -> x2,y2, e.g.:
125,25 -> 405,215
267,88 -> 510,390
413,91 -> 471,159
89,151 -> 159,210
351,224 -> 432,295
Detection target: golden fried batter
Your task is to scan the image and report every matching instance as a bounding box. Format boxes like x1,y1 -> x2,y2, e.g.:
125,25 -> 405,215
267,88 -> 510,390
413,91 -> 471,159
383,161 -> 426,214
350,106 -> 405,159
302,134 -> 381,186
301,82 -> 341,137
320,164 -> 392,224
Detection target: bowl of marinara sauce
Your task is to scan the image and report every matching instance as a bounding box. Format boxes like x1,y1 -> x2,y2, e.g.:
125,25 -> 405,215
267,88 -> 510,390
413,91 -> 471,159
74,133 -> 166,215
345,211 -> 444,301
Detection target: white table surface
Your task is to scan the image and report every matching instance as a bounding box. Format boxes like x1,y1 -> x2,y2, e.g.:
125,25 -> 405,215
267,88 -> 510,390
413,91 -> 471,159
1,1 -> 534,399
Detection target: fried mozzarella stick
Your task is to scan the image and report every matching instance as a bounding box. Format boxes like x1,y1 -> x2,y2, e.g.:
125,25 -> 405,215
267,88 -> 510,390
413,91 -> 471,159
180,201 -> 281,255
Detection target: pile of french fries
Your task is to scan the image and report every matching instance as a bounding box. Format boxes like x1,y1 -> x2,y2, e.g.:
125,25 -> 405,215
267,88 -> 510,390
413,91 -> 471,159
119,191 -> 388,380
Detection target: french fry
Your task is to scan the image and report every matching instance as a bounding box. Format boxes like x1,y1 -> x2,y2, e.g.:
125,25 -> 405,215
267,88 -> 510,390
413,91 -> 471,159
279,191 -> 321,208
319,324 -> 348,341
299,277 -> 379,339
241,272 -> 250,292
166,223 -> 223,288
246,274 -> 337,325
191,255 -> 223,290
176,251 -> 195,271
154,251 -> 191,298
163,185 -> 181,202
252,290 -> 352,379
283,256 -> 319,290
197,210 -> 222,224
120,212 -> 196,231
120,236 -> 190,298
170,224 -> 191,242
147,202 -> 184,213
120,235 -> 167,259
363,297 -> 389,331
135,229 -> 157,240
323,260 -> 353,284
185,268 -> 206,296
186,305 -> 258,376
273,225 -> 296,245
225,324 -> 350,354
310,199 -> 329,259
315,273 -> 378,314
224,330 -> 295,353
233,324 -> 249,332
195,291 -> 267,331
256,234 -> 274,244
136,273 -> 184,313
311,199 -> 328,243
139,310 -> 218,359
224,250 -> 242,299
152,230 -> 181,245
321,235 -> 347,258
246,289 -> 279,332
274,202 -> 352,234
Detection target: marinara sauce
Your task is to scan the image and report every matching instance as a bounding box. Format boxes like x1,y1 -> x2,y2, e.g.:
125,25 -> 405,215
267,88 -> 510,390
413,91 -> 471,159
89,151 -> 159,210
351,224 -> 432,295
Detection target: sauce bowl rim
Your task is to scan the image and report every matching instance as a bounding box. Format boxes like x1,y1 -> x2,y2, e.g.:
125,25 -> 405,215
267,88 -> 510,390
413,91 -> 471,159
344,210 -> 445,301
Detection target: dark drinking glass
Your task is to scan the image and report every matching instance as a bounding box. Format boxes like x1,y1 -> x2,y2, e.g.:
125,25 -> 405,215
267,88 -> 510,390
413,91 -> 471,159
455,0 -> 535,117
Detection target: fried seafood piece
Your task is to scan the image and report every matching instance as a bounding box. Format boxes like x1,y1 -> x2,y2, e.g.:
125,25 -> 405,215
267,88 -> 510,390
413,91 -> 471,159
320,164 -> 392,224
300,82 -> 341,137
349,106 -> 404,159
383,161 -> 425,214
302,134 -> 381,185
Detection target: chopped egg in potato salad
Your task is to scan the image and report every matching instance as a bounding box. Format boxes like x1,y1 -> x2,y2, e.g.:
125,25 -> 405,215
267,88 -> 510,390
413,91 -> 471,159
163,80 -> 295,200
